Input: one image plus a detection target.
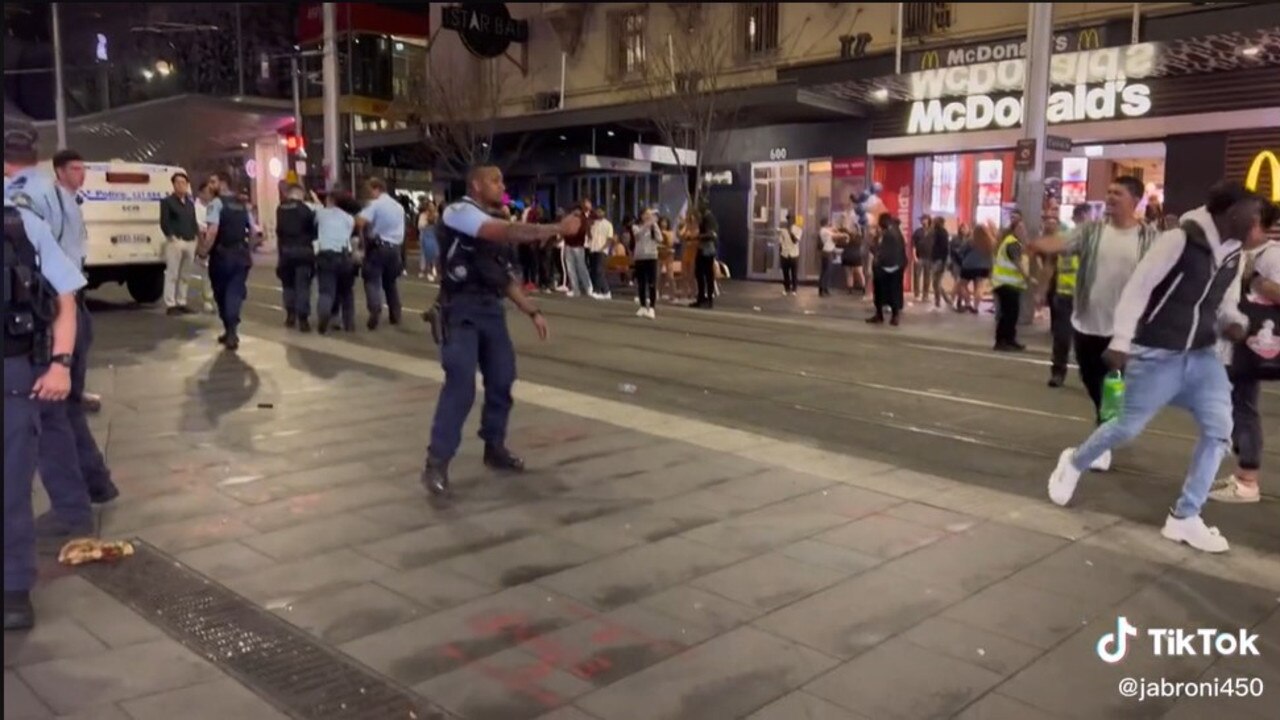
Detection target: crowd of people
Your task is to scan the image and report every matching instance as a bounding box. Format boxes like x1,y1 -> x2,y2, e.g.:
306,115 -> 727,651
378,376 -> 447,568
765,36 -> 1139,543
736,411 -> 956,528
412,196 -> 724,317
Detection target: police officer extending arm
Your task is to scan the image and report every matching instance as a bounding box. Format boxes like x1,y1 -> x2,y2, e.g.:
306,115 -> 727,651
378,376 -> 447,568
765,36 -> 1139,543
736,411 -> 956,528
4,178 -> 86,631
420,165 -> 579,499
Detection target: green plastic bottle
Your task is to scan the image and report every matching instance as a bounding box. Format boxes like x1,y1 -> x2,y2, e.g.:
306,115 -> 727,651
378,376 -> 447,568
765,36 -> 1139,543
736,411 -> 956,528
1100,370 -> 1125,422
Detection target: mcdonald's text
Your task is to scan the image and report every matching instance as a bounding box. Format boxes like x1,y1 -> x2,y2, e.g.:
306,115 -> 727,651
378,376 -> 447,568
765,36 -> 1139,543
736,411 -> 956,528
907,81 -> 1152,134
908,44 -> 1157,101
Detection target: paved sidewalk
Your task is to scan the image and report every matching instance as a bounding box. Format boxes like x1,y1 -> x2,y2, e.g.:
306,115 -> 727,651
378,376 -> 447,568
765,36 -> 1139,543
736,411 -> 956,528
5,309 -> 1278,720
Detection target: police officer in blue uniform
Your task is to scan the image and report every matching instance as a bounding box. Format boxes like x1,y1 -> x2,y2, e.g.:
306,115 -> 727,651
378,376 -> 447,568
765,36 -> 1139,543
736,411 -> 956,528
355,177 -> 405,330
4,125 -> 116,542
422,165 -> 580,497
197,172 -> 254,350
315,188 -> 360,334
4,168 -> 87,631
275,183 -> 316,332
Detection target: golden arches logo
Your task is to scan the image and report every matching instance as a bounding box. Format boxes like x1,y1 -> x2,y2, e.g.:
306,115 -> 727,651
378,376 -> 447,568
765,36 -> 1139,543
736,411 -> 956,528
1077,28 -> 1102,51
1245,150 -> 1280,203
920,51 -> 941,70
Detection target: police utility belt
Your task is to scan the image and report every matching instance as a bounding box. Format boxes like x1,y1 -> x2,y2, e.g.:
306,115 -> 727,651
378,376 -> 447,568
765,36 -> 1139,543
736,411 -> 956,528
3,207 -> 57,363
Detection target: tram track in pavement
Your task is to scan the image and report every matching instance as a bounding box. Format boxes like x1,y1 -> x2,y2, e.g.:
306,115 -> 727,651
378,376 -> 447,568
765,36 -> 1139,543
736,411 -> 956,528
237,281 -> 1280,510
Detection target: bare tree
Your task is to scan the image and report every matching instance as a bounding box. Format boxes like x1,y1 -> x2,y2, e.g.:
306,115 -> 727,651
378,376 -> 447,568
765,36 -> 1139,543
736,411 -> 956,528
637,10 -> 741,214
393,58 -> 534,181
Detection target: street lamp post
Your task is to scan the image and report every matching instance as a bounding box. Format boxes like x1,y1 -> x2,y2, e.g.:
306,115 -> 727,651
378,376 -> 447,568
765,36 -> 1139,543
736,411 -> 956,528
322,3 -> 340,190
51,3 -> 67,149
1017,2 -> 1054,325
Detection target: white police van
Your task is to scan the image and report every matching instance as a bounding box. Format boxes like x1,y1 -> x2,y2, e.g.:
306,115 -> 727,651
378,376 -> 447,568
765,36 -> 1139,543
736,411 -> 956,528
69,160 -> 185,304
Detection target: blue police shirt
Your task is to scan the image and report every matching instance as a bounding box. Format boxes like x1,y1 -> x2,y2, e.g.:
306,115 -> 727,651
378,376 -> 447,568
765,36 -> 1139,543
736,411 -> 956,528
54,185 -> 86,269
315,207 -> 355,252
358,193 -> 405,245
5,167 -> 66,246
3,193 -> 88,296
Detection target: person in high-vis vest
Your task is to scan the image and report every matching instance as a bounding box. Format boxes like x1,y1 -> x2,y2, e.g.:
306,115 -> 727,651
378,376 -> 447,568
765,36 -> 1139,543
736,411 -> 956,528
991,216 -> 1030,351
1045,207 -> 1088,387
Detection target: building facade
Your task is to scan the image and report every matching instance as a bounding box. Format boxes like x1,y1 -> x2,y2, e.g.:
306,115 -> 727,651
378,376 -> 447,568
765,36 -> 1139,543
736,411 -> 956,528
347,2 -> 1277,279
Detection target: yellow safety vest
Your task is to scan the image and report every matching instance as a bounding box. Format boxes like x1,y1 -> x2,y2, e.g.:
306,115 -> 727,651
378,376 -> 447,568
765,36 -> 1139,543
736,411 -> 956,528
992,235 -> 1027,289
1056,253 -> 1079,297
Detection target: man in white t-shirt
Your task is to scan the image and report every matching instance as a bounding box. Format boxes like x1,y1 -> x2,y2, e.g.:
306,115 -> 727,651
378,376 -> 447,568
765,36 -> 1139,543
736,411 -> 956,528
587,208 -> 615,299
818,218 -> 838,297
1211,232 -> 1280,504
1031,175 -> 1158,471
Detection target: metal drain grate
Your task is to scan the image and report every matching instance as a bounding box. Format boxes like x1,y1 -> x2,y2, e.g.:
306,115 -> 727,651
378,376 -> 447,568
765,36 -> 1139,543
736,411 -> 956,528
79,541 -> 451,720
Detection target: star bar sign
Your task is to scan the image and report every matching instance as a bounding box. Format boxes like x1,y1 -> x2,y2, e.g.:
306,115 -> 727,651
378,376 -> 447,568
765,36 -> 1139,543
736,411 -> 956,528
442,4 -> 529,59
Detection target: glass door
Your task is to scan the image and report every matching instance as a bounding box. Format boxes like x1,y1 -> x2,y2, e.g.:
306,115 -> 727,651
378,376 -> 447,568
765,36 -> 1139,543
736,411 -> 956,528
748,160 -> 806,280
803,160 -> 833,280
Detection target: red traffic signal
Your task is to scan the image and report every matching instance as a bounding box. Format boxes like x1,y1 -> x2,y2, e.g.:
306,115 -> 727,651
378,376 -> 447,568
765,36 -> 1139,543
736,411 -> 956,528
285,134 -> 303,153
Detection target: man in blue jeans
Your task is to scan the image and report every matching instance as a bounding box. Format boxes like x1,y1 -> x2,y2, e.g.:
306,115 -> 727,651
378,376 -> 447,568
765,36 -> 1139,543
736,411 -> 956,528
1048,183 -> 1276,553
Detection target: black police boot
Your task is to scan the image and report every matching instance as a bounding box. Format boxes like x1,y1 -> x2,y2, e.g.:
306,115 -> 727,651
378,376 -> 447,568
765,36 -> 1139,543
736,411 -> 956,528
298,317 -> 312,333
1048,372 -> 1066,388
421,456 -> 451,497
3,591 -> 34,631
484,445 -> 525,473
89,477 -> 120,504
367,311 -> 381,330
225,334 -> 240,351
285,312 -> 297,329
216,333 -> 228,346
317,316 -> 330,335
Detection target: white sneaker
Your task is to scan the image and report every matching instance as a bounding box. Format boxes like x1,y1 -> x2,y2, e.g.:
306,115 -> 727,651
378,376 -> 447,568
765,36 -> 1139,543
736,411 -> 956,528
634,296 -> 640,305
1048,448 -> 1083,506
636,307 -> 647,318
1090,450 -> 1112,472
1161,514 -> 1229,553
645,307 -> 656,319
602,292 -> 613,300
1208,476 -> 1261,504
566,291 -> 578,298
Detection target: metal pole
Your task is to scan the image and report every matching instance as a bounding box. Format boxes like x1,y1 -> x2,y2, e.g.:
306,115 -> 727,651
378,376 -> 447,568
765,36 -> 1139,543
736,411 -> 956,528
322,3 -> 339,189
51,3 -> 67,149
1130,3 -> 1141,43
235,3 -> 245,96
894,3 -> 904,75
1017,2 -> 1053,324
290,55 -> 302,139
346,4 -> 356,190
558,51 -> 566,109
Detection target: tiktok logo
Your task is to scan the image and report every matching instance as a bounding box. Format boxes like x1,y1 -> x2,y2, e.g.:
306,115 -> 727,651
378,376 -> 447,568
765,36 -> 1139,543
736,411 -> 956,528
1097,616 -> 1139,663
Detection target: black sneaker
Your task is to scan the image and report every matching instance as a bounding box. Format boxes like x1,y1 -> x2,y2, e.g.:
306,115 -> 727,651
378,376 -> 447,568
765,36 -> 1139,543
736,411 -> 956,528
889,314 -> 900,327
421,456 -> 451,497
317,317 -> 330,335
367,313 -> 381,330
89,479 -> 119,504
866,314 -> 885,325
285,314 -> 297,329
216,334 -> 228,346
3,591 -> 34,632
298,317 -> 312,333
483,445 -> 525,473
1048,373 -> 1066,388
225,334 -> 240,351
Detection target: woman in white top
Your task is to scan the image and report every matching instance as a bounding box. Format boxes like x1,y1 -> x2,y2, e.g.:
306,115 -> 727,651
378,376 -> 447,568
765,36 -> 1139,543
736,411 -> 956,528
631,208 -> 662,318
778,213 -> 802,296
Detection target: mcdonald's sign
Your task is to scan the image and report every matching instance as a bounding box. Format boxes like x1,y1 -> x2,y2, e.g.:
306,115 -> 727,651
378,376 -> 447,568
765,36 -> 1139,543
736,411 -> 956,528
921,51 -> 941,70
1245,150 -> 1280,203
1076,28 -> 1102,51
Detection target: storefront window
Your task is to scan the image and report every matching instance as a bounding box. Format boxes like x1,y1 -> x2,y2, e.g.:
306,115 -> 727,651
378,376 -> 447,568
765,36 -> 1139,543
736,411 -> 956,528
930,154 -> 958,215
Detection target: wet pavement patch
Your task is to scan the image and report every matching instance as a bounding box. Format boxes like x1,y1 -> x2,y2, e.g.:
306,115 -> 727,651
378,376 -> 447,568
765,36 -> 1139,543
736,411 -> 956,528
79,540 -> 451,720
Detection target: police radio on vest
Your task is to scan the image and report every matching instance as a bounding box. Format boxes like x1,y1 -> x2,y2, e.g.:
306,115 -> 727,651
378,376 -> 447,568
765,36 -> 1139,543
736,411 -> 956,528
907,81 -> 1152,134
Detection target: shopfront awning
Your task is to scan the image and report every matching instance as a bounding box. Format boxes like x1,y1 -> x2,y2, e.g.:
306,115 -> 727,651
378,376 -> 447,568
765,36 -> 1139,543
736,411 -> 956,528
348,80 -> 866,152
30,94 -> 295,169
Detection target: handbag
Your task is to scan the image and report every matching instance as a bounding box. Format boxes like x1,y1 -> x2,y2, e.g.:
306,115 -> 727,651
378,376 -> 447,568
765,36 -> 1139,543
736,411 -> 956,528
1231,246 -> 1280,381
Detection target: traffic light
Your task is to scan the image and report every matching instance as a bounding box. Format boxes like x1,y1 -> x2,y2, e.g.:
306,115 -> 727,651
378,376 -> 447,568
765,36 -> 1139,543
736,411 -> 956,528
284,133 -> 304,154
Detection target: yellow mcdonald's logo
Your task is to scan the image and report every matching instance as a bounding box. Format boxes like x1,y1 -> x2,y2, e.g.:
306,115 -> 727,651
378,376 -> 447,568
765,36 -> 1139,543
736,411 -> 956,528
1077,28 -> 1102,51
920,51 -> 941,70
1245,150 -> 1280,203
